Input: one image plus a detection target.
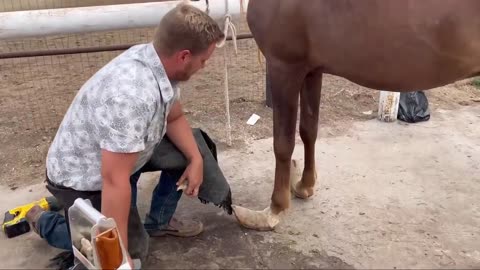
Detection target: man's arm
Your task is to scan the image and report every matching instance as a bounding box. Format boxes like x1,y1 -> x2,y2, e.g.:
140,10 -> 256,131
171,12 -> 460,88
100,150 -> 138,251
166,100 -> 203,196
94,94 -> 151,254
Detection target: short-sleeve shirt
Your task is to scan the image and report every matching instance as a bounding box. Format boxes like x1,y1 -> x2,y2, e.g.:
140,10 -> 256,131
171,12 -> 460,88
46,43 -> 178,191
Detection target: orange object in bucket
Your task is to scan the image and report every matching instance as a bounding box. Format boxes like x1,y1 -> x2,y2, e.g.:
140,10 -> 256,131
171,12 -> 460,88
95,227 -> 123,270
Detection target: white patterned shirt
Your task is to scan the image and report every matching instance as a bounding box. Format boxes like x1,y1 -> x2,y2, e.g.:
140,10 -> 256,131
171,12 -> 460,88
46,43 -> 178,191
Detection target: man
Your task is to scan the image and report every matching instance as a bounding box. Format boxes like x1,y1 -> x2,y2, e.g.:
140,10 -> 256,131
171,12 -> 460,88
25,3 -> 227,269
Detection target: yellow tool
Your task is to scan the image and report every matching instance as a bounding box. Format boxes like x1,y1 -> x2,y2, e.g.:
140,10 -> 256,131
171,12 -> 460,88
2,196 -> 62,238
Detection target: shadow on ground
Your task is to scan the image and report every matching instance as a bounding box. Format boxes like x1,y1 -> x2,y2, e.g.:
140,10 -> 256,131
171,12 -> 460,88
142,196 -> 353,269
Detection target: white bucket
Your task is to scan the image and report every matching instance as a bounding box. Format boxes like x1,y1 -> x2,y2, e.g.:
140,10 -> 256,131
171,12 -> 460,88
68,198 -> 139,269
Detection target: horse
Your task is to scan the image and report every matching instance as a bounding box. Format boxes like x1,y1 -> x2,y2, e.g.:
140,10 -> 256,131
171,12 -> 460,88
232,0 -> 480,230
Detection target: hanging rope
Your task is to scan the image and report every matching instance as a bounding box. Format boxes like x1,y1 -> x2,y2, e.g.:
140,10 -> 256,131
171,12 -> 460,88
216,15 -> 238,53
216,0 -> 238,146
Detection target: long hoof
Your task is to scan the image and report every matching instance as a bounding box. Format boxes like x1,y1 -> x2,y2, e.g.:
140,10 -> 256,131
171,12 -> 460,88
290,159 -> 315,199
232,205 -> 281,231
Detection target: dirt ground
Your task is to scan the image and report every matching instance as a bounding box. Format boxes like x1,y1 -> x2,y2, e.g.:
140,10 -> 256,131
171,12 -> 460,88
1,5 -> 480,268
1,10 -> 480,191
1,104 -> 480,269
2,49 -> 480,191
1,44 -> 480,267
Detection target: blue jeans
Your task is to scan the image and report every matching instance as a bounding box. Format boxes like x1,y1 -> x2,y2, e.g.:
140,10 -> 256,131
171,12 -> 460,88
37,170 -> 183,251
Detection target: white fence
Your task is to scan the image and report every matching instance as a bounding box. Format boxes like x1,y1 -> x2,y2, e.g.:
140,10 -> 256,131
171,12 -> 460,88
0,0 -> 247,39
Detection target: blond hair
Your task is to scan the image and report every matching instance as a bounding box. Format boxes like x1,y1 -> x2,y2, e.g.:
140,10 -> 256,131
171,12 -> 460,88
153,3 -> 225,56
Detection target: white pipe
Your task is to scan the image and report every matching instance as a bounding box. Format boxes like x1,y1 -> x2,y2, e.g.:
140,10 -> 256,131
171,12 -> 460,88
0,0 -> 248,40
377,91 -> 400,122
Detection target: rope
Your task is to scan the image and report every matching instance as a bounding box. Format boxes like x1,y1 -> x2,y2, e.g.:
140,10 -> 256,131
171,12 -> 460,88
216,0 -> 238,146
216,15 -> 238,54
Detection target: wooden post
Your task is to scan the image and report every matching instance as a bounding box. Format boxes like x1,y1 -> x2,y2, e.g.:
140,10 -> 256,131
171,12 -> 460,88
378,91 -> 400,122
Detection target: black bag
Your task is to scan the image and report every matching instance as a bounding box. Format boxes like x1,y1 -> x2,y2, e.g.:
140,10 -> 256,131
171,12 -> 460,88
397,91 -> 430,123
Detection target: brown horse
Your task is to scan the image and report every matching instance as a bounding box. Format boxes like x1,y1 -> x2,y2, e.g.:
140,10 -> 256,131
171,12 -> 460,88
233,0 -> 480,230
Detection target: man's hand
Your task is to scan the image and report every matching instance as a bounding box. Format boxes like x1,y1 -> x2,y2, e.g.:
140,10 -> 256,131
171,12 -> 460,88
176,157 -> 203,197
166,100 -> 204,197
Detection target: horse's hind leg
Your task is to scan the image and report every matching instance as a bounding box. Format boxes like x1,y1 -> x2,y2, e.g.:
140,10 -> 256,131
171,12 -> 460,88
292,70 -> 322,199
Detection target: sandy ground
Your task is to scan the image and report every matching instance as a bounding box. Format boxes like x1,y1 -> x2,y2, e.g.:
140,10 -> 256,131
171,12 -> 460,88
1,105 -> 479,269
2,9 -> 480,192
1,4 -> 480,267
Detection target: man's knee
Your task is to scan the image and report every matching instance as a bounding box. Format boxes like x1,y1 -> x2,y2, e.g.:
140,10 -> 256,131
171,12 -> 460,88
34,211 -> 72,251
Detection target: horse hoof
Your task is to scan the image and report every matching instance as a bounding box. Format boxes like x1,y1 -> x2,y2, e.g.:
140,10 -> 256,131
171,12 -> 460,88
232,205 -> 281,231
292,182 -> 315,199
290,159 -> 315,199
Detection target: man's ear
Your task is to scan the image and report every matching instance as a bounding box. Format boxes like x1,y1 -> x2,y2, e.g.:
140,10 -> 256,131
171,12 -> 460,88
177,49 -> 192,62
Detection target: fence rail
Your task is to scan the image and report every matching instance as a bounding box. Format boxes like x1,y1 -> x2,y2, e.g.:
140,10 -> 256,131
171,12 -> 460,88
0,1 -> 161,12
0,0 -> 247,39
0,34 -> 253,59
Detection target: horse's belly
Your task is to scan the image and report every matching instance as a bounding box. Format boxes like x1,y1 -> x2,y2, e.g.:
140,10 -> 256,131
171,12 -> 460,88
318,33 -> 479,91
305,0 -> 480,90
325,54 -> 478,91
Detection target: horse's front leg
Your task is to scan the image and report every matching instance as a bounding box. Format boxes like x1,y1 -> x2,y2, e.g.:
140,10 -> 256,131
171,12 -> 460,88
233,60 -> 305,230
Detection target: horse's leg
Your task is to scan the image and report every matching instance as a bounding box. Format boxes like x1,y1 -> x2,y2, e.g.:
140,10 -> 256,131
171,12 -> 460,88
269,65 -> 305,214
233,60 -> 305,230
292,71 -> 322,199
